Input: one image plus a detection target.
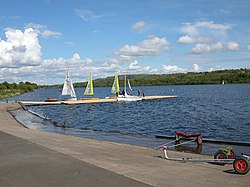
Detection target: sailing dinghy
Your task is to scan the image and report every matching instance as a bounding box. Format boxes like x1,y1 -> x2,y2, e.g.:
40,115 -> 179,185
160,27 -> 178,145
117,74 -> 142,102
61,68 -> 77,101
111,72 -> 120,95
105,72 -> 120,99
81,72 -> 98,100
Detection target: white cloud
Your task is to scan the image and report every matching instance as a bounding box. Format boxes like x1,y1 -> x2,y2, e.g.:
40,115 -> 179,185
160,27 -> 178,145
64,41 -> 74,45
192,42 -> 223,54
1,28 -> 166,84
0,28 -> 41,68
128,60 -> 141,70
25,23 -> 62,38
132,21 -> 145,31
162,65 -> 187,73
0,33 -> 100,84
227,42 -> 240,51
247,45 -> 250,51
42,53 -> 93,69
42,30 -> 62,38
74,9 -> 103,22
195,21 -> 231,30
178,35 -> 212,44
114,35 -> 169,59
193,64 -> 201,72
192,41 -> 241,54
162,64 -> 203,74
143,66 -> 158,73
125,60 -> 157,74
180,21 -> 231,36
84,58 -> 93,65
179,20 -> 236,54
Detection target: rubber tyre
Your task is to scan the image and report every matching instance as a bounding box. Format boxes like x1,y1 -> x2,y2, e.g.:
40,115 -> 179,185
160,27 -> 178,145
228,150 -> 235,159
214,150 -> 227,159
214,150 -> 227,165
196,136 -> 203,145
233,157 -> 250,175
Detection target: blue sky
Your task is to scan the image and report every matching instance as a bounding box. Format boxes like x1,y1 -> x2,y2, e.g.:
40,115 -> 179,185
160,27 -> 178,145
1,0 -> 250,84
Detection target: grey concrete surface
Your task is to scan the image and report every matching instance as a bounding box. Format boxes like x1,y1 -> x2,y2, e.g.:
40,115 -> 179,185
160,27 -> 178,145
0,131 -> 150,187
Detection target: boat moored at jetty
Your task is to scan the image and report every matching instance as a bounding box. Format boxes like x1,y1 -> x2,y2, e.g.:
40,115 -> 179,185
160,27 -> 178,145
80,72 -> 99,100
61,67 -> 77,101
19,72 -> 177,105
44,98 -> 58,102
117,74 -> 142,102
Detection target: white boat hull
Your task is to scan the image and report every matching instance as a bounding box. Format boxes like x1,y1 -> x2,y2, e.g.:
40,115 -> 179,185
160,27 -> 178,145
117,95 -> 142,102
64,97 -> 77,101
60,95 -> 77,101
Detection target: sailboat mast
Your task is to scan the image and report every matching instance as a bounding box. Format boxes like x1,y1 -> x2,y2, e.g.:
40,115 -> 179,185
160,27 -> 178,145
124,74 -> 127,94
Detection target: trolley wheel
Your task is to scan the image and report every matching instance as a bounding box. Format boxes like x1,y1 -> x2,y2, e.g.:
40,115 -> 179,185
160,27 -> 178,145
233,157 -> 250,175
228,150 -> 235,159
196,136 -> 203,145
214,150 -> 227,159
214,150 -> 227,165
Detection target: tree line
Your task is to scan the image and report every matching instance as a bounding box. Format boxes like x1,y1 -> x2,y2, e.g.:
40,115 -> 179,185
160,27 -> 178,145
1,68 -> 249,99
0,81 -> 46,99
76,68 -> 250,87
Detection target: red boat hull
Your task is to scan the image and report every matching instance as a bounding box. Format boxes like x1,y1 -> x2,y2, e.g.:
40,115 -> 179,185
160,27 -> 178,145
44,98 -> 58,102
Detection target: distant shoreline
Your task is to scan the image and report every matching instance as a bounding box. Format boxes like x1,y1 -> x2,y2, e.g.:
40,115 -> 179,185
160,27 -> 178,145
1,69 -> 249,100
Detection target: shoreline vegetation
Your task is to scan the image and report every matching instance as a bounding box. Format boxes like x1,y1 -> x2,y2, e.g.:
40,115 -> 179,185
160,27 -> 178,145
89,68 -> 250,87
0,68 -> 249,99
0,82 -> 48,100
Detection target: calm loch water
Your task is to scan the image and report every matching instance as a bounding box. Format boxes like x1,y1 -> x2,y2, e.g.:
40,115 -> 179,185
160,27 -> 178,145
9,84 -> 250,144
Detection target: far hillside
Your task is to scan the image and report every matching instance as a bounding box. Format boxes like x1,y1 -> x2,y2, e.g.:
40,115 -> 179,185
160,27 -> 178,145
1,68 -> 249,100
74,68 -> 250,87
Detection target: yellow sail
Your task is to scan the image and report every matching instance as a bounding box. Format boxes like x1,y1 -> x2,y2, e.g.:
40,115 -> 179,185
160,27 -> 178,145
84,72 -> 94,96
111,72 -> 120,94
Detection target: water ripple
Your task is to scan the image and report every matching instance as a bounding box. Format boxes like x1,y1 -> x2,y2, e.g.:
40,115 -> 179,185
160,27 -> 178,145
10,84 -> 250,142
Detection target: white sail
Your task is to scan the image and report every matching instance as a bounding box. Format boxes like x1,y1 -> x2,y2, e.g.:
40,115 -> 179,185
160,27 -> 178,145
127,79 -> 133,91
62,68 -> 76,98
117,74 -> 142,102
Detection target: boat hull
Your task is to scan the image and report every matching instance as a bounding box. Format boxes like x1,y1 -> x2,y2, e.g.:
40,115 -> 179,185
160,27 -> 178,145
60,95 -> 77,101
117,96 -> 142,102
80,98 -> 99,100
64,97 -> 77,101
44,98 -> 58,102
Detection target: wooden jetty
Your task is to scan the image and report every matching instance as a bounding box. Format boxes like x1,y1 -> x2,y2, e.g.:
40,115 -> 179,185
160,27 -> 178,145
63,98 -> 117,105
20,101 -> 63,106
142,95 -> 177,100
20,95 -> 177,106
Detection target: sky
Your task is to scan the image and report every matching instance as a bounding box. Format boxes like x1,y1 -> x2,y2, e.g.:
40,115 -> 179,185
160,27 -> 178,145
1,0 -> 250,85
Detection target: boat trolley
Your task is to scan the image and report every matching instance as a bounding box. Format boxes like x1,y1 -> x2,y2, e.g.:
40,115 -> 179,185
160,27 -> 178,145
158,132 -> 250,175
175,131 -> 203,145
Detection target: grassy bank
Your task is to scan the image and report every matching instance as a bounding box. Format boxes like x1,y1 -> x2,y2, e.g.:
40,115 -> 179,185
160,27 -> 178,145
0,82 -> 47,100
